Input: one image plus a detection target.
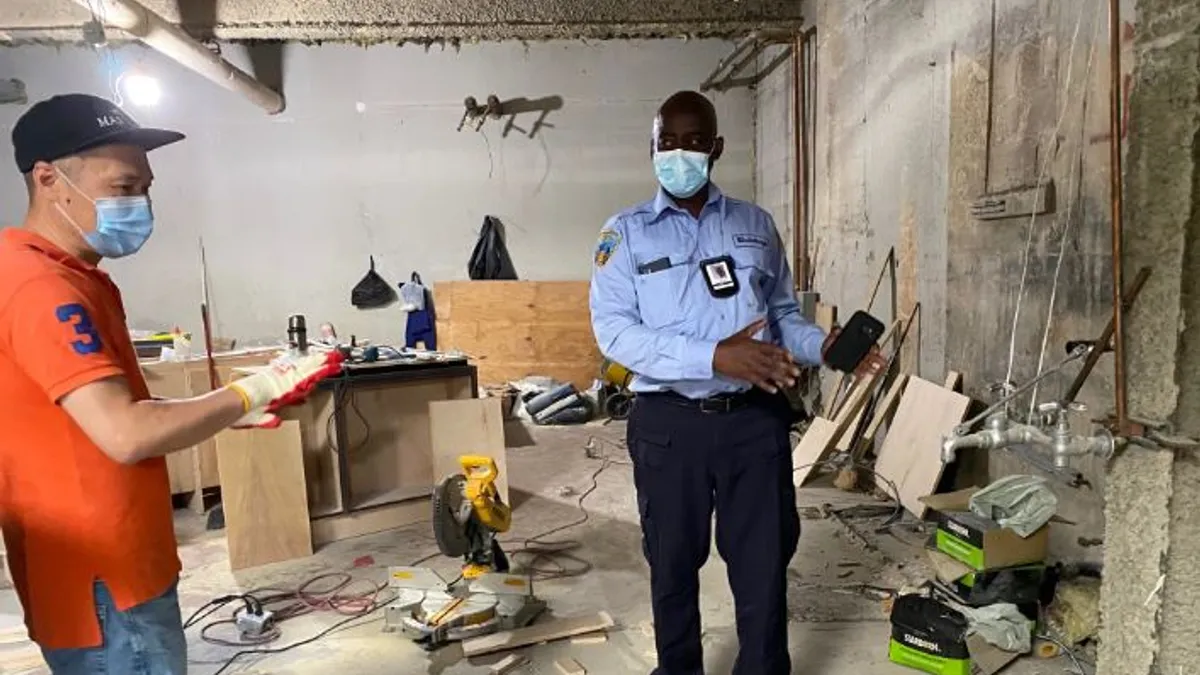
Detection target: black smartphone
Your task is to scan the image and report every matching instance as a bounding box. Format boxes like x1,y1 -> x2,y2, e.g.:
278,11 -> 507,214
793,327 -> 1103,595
824,310 -> 885,373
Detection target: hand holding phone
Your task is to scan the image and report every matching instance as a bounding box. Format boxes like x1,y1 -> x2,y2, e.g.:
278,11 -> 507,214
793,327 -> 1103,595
822,310 -> 886,375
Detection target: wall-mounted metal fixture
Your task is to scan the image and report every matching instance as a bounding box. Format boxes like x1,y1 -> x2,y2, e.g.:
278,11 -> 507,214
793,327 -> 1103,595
457,96 -> 503,131
700,31 -> 796,93
457,95 -> 562,137
0,79 -> 27,105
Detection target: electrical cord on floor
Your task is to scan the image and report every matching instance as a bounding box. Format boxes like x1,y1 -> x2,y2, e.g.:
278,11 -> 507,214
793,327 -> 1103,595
209,598 -> 393,675
499,435 -> 628,582
792,459 -> 905,529
188,572 -> 391,674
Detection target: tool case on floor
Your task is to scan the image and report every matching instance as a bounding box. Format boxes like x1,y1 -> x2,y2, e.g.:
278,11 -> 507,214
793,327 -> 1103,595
888,595 -> 972,675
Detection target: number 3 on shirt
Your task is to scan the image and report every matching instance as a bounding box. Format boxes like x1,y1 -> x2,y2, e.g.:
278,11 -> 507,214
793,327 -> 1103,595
55,303 -> 103,356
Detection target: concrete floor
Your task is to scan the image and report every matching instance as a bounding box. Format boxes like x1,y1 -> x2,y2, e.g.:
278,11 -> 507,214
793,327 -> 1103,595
0,422 -> 1080,674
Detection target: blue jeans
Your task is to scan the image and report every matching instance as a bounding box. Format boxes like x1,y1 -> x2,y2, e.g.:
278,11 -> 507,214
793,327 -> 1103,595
41,579 -> 187,675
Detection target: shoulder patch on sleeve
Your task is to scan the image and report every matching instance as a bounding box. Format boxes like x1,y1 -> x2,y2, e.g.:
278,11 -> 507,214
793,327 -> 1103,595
594,229 -> 621,268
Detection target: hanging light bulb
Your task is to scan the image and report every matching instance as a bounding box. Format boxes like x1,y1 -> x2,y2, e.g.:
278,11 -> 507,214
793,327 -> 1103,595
121,70 -> 162,107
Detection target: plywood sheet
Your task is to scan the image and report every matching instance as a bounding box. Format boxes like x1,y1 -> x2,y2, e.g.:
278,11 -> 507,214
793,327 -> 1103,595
215,421 -> 313,569
429,398 -> 509,504
342,376 -> 473,509
873,376 -> 971,518
435,281 -> 600,388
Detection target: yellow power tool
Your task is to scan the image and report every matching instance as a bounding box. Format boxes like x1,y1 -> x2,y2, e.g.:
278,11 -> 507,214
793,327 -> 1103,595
384,456 -> 545,649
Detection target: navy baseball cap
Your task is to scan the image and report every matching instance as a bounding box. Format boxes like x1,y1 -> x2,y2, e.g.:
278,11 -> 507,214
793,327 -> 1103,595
12,93 -> 184,173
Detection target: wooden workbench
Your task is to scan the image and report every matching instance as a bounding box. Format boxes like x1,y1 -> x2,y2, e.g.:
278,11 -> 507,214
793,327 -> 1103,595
140,349 -> 277,509
214,359 -> 482,570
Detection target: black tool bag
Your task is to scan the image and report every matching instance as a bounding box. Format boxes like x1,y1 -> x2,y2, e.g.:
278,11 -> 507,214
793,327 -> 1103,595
889,595 -> 970,660
467,216 -> 518,280
351,256 -> 396,308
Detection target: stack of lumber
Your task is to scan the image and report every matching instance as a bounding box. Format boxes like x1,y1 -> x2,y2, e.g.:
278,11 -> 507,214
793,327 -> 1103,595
791,305 -> 971,519
434,281 -> 601,389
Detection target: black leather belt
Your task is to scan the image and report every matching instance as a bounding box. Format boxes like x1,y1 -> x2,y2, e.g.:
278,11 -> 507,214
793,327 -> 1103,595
641,390 -> 760,414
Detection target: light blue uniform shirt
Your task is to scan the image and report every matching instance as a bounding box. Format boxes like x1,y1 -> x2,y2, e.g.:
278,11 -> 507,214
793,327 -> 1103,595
589,184 -> 827,400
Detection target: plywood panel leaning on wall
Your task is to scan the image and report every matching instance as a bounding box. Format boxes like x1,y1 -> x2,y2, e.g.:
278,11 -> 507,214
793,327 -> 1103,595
434,281 -> 601,388
429,398 -> 509,504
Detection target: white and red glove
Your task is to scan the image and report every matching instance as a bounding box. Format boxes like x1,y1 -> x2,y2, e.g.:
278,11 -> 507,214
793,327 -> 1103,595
228,350 -> 345,428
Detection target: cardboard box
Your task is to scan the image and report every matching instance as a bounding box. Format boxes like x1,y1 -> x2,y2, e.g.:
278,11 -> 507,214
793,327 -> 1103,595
921,489 -> 1049,571
926,547 -> 1045,610
888,594 -> 1023,675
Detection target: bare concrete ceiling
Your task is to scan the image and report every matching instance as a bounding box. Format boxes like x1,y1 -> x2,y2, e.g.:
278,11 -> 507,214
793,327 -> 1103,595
0,0 -> 804,43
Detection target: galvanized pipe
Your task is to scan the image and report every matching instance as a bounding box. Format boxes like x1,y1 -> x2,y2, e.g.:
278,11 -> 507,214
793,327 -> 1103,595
73,0 -> 285,114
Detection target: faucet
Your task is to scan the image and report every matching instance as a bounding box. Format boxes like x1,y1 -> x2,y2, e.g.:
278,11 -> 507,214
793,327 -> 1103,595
941,402 -> 1122,468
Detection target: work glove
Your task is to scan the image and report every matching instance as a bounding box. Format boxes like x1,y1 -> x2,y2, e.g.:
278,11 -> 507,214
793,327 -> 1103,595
228,350 -> 345,429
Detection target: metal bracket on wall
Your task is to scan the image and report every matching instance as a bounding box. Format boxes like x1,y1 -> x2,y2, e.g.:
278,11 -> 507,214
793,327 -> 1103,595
700,31 -> 798,93
970,181 -> 1055,221
0,78 -> 27,105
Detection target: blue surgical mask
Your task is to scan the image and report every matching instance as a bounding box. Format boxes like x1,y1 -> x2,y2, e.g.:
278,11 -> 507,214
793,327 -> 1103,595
653,149 -> 711,199
56,171 -> 155,259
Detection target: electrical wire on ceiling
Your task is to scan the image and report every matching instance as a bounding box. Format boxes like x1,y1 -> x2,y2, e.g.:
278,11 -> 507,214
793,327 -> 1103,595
1002,1 -> 1089,410
1027,7 -> 1106,418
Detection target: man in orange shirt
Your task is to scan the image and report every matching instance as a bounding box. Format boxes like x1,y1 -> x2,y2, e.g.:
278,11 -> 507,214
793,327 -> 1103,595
0,94 -> 343,674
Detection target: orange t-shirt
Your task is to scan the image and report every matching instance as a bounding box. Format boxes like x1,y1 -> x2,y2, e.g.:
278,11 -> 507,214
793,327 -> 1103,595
0,228 -> 180,649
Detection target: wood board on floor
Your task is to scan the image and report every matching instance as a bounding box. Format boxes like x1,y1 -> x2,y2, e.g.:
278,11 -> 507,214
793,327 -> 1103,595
873,376 -> 971,518
461,612 -> 615,657
434,281 -> 600,388
215,421 -> 314,570
429,398 -> 509,504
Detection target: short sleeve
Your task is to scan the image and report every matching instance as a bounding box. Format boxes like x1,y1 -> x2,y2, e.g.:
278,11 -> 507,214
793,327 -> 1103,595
0,275 -> 125,402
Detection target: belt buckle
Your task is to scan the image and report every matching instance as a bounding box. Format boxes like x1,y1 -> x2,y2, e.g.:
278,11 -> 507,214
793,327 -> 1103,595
699,397 -> 731,414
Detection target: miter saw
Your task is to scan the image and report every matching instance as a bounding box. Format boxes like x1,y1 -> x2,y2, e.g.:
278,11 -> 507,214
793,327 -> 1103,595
383,455 -> 546,649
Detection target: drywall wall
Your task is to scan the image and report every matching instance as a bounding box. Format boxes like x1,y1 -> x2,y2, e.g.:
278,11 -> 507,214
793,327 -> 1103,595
0,40 -> 755,345
755,0 -> 1137,562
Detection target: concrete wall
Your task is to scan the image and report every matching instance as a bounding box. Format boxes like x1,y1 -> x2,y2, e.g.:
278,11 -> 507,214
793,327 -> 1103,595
756,0 -> 1137,561
0,40 -> 755,345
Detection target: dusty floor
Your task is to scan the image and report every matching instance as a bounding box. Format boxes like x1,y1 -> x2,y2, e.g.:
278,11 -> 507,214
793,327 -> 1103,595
1,422 -> 1081,674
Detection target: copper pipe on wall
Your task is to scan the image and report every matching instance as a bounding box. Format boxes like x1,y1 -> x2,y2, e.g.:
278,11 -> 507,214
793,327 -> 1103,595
1108,0 -> 1128,430
792,31 -> 808,290
793,28 -> 816,292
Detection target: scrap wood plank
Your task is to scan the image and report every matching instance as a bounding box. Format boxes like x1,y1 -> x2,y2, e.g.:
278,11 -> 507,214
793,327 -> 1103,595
429,398 -> 509,504
793,360 -> 888,486
860,375 -> 909,447
571,631 -> 608,645
873,376 -> 971,518
490,654 -> 528,674
462,612 -> 615,657
555,657 -> 587,675
793,320 -> 900,486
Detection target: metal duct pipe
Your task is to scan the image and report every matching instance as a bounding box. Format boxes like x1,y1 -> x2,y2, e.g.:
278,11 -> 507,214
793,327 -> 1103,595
73,0 -> 284,114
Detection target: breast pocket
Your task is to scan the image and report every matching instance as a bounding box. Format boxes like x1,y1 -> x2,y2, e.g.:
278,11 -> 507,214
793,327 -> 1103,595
635,255 -> 688,329
731,247 -> 775,313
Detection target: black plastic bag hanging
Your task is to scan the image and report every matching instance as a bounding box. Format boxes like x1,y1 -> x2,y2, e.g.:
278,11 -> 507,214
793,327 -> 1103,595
467,216 -> 518,280
351,256 -> 396,308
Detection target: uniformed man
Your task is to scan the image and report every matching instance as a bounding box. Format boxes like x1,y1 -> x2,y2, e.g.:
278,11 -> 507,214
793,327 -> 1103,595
589,90 -> 883,675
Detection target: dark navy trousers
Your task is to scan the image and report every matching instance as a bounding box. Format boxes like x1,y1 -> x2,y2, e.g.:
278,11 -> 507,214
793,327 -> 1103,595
627,393 -> 800,675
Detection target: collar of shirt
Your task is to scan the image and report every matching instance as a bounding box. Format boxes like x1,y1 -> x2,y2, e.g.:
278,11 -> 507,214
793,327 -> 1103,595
649,183 -> 727,223
2,227 -> 117,296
